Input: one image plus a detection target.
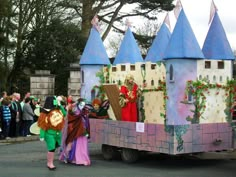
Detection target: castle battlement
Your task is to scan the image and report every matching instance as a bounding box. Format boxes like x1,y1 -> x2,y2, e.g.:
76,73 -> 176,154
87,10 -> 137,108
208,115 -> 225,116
107,61 -> 166,89
197,60 -> 232,84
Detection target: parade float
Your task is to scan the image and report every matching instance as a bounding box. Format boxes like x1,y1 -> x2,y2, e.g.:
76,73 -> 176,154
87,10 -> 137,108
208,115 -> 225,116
79,5 -> 236,163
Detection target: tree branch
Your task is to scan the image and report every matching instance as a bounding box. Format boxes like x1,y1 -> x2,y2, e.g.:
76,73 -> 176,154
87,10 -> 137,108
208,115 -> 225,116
100,1 -> 120,10
57,1 -> 82,17
101,1 -> 124,40
115,8 -> 155,21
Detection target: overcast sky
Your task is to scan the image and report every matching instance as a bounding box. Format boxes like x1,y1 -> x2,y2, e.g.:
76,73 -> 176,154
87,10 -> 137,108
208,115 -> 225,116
104,0 -> 236,57
177,0 -> 236,50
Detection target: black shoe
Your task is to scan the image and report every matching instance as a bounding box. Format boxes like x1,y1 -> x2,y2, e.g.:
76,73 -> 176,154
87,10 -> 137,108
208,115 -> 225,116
47,166 -> 56,170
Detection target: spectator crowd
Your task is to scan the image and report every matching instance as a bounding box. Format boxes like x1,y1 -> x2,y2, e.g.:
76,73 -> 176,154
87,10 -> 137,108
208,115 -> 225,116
0,91 -> 46,139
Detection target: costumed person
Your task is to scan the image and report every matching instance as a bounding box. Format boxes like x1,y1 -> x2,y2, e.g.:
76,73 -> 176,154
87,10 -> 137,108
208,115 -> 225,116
88,98 -> 110,119
37,96 -> 65,170
59,98 -> 91,166
119,74 -> 141,122
66,95 -> 73,110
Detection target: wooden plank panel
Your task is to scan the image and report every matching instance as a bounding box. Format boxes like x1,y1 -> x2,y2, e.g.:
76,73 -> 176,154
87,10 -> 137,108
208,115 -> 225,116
103,84 -> 121,120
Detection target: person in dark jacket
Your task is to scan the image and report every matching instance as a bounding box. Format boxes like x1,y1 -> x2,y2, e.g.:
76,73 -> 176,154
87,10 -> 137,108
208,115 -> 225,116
22,97 -> 34,136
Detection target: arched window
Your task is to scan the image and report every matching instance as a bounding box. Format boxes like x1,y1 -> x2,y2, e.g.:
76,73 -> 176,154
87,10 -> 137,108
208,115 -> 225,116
169,64 -> 174,82
91,90 -> 95,101
188,85 -> 194,103
213,75 -> 216,82
81,70 -> 84,83
219,76 -> 223,82
151,79 -> 154,86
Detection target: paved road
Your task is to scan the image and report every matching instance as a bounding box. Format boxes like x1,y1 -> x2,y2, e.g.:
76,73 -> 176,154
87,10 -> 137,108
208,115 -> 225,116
0,137 -> 236,177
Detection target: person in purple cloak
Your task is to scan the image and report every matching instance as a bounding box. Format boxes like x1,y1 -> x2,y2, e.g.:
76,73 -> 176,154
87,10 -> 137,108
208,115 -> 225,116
59,98 -> 91,166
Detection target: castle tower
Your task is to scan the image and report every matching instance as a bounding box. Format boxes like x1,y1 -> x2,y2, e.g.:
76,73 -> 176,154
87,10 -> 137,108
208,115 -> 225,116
110,27 -> 144,85
202,12 -> 234,60
80,27 -> 110,102
200,11 -> 235,83
198,9 -> 235,124
163,9 -> 204,125
113,27 -> 143,65
145,22 -> 171,62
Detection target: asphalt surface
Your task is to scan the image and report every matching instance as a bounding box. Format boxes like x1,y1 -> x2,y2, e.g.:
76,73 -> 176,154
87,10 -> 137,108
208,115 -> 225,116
1,135 -> 236,160
1,136 -> 236,177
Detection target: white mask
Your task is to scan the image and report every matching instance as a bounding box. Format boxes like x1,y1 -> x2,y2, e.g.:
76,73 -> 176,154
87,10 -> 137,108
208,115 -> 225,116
78,101 -> 85,110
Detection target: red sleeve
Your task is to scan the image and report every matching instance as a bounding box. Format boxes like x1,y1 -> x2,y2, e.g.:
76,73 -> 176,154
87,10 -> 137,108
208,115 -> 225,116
120,85 -> 128,97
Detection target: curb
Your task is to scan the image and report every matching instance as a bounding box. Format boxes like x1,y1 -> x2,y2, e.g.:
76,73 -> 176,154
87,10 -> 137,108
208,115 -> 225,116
0,135 -> 39,144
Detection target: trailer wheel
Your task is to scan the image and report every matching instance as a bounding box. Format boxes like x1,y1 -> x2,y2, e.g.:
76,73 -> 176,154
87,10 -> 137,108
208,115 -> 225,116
102,144 -> 117,160
121,148 -> 139,163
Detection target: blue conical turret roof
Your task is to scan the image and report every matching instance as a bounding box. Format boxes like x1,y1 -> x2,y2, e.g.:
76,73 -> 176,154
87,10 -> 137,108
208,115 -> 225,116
80,27 -> 110,65
145,23 -> 171,62
202,12 -> 234,60
113,27 -> 143,64
163,10 -> 204,59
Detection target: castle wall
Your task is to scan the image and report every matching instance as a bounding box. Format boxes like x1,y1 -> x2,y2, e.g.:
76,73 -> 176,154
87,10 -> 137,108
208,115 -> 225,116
197,60 -> 232,83
165,59 -> 197,125
109,61 -> 166,88
142,91 -> 165,124
200,89 -> 227,123
196,60 -> 232,123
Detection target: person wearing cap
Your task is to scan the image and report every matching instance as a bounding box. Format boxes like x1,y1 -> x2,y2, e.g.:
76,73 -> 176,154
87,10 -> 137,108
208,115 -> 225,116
119,74 -> 141,122
37,96 -> 65,170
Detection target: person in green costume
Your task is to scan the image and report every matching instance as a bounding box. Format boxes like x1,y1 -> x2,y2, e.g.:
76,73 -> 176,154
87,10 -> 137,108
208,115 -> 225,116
37,96 -> 66,170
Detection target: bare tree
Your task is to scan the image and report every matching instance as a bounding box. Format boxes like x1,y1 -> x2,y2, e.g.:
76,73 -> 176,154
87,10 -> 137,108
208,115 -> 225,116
58,0 -> 174,40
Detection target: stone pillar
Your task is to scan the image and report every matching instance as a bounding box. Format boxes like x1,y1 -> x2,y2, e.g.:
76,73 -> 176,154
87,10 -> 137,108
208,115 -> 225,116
30,70 -> 55,101
68,63 -> 81,100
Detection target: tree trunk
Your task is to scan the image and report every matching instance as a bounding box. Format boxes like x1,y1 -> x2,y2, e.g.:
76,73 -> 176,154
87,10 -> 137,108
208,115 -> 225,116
81,0 -> 94,39
8,0 -> 24,84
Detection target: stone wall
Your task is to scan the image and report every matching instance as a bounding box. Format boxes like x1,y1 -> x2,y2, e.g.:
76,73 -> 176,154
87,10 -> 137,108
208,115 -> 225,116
30,70 -> 55,101
68,63 -> 81,100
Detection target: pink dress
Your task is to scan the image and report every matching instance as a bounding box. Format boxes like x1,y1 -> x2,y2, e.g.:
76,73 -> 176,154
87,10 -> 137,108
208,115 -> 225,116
70,136 -> 90,165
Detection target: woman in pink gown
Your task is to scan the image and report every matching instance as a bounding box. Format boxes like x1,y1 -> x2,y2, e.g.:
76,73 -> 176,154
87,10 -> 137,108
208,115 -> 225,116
59,99 -> 90,166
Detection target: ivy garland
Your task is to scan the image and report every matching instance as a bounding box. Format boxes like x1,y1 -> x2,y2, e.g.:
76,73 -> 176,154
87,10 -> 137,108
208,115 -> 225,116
96,65 -> 111,84
91,85 -> 106,101
91,65 -> 111,101
184,79 -> 236,128
175,125 -> 190,152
